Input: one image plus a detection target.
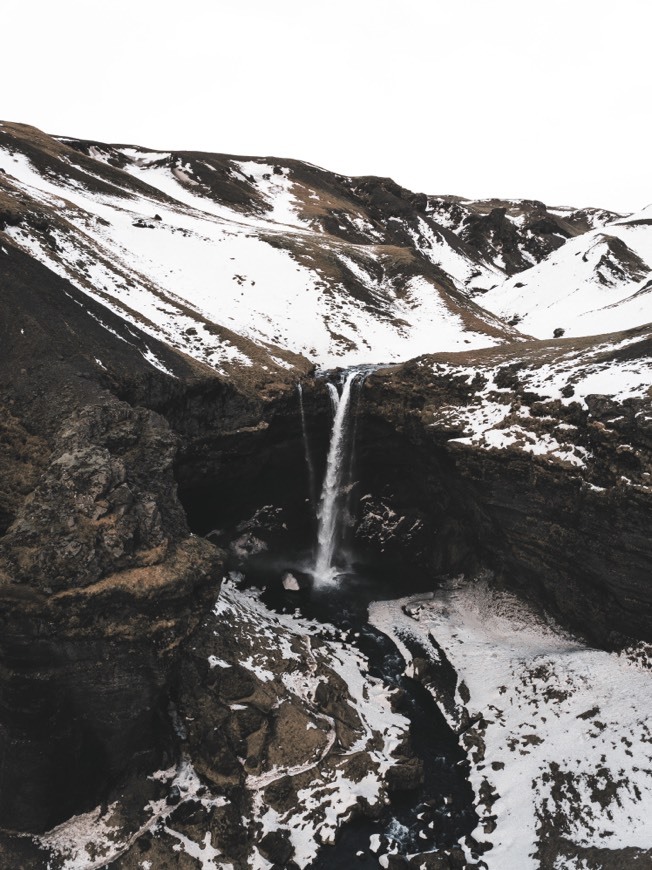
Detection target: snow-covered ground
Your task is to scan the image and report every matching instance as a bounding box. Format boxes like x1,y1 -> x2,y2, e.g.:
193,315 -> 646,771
418,330 -> 652,479
481,209 -> 652,339
370,577 -> 652,869
36,760 -> 231,870
213,579 -> 410,869
0,143 -> 505,372
33,578 -> 410,869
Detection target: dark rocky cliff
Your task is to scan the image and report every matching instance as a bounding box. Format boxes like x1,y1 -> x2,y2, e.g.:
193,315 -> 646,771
0,247 -> 270,832
353,330 -> 652,648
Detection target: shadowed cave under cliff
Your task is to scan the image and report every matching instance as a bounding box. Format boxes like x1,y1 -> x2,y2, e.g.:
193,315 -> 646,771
175,385 -> 487,597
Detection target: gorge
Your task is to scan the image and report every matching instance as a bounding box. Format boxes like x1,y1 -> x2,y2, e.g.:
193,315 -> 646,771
0,121 -> 650,869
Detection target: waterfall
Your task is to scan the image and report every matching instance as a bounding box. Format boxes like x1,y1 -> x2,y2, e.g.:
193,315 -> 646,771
313,371 -> 359,587
326,382 -> 339,414
297,383 -> 318,510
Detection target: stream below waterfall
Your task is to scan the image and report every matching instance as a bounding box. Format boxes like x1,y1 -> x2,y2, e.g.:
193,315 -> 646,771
256,575 -> 479,867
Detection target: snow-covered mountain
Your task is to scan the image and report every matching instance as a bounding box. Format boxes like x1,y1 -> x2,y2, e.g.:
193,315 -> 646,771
0,122 -> 510,373
1,121 -> 651,870
3,121 -> 646,378
480,206 -> 652,339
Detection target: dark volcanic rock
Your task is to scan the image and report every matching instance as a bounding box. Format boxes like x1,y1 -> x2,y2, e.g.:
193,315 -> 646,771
0,401 -> 190,592
0,399 -> 222,832
356,330 -> 652,647
259,830 -> 295,864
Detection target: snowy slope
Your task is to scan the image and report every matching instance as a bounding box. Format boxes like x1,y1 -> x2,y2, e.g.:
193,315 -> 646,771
371,578 -> 652,869
0,123 -> 521,374
480,208 -> 652,339
2,122 -> 649,374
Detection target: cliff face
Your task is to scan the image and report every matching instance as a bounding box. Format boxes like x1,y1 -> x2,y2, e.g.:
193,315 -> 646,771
354,328 -> 652,647
0,396 -> 223,832
0,250 -> 217,832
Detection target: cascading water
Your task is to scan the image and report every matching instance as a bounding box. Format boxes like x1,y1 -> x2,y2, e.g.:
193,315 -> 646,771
297,383 -> 318,510
250,370 -> 477,868
313,371 -> 359,587
326,382 -> 339,414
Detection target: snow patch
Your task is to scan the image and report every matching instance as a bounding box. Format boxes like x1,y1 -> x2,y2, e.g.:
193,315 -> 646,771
370,580 -> 652,869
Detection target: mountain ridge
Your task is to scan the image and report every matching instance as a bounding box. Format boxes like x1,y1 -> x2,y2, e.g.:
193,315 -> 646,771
3,120 -> 647,378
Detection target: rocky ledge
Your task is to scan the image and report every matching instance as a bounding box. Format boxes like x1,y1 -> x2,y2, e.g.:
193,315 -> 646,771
355,324 -> 652,647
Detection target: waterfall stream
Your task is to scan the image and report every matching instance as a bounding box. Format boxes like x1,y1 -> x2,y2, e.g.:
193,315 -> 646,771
232,369 -> 477,867
297,383 -> 318,510
326,381 -> 339,414
313,371 -> 359,586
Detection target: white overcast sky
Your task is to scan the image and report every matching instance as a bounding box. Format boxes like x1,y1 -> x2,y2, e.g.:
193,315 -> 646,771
3,0 -> 650,212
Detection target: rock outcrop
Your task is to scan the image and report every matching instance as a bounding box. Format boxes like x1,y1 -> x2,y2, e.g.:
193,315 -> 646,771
0,247 -> 226,832
0,398 -> 222,832
355,326 -> 652,647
